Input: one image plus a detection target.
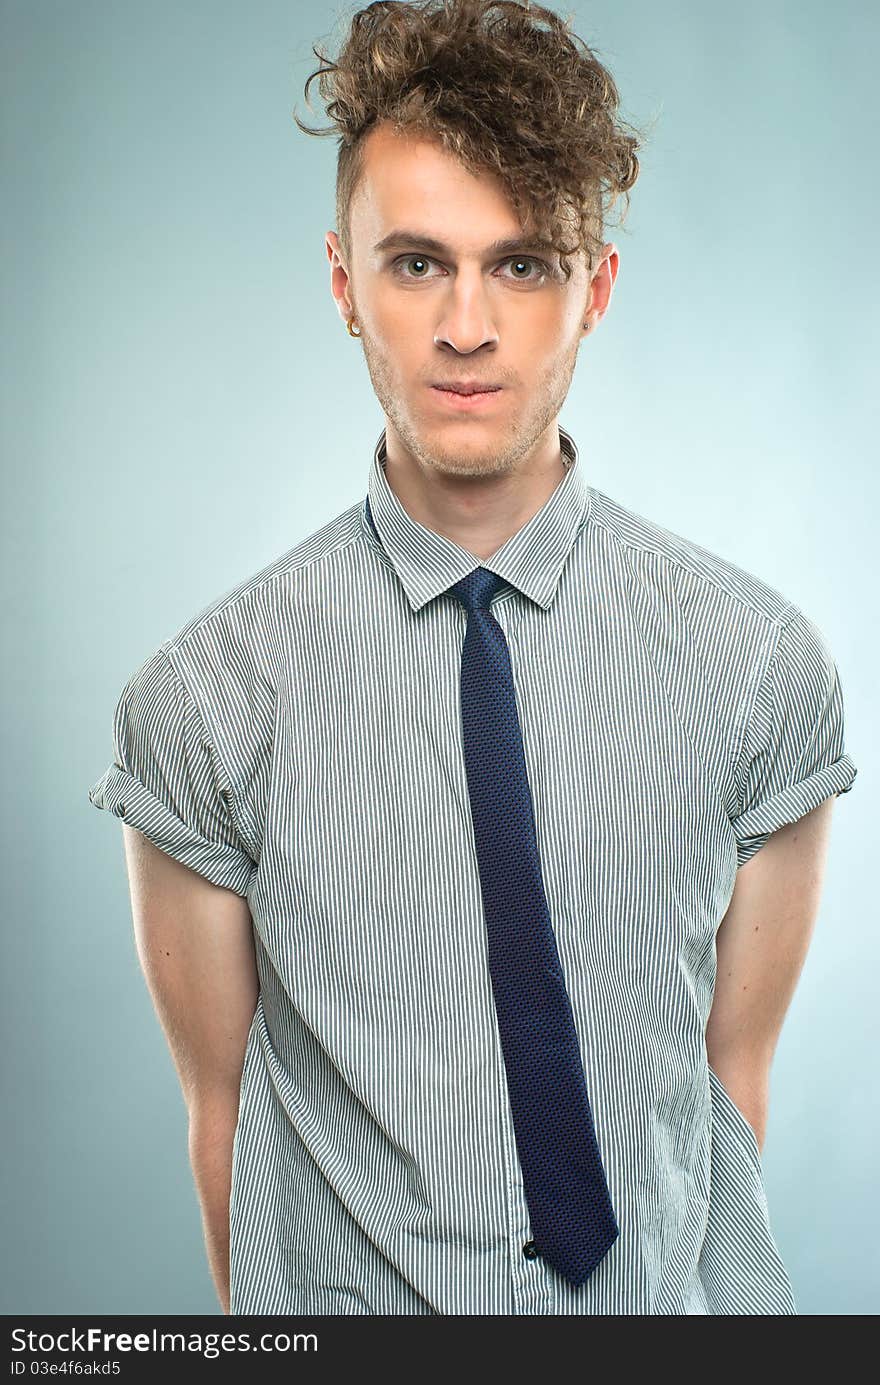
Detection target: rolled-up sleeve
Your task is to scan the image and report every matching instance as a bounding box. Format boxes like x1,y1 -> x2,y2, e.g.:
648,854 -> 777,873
88,644 -> 257,897
730,606 -> 857,868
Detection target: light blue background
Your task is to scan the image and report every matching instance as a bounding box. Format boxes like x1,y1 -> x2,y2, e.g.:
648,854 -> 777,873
3,0 -> 876,1315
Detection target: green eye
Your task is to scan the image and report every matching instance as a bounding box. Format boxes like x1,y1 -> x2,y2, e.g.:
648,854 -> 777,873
505,257 -> 549,281
390,253 -> 550,282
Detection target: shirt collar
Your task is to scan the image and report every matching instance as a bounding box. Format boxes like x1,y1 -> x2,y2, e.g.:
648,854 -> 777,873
360,424 -> 591,613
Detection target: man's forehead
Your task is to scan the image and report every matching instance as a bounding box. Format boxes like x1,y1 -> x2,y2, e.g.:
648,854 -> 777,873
358,131 -> 501,206
352,125 -> 542,250
359,120 -> 449,168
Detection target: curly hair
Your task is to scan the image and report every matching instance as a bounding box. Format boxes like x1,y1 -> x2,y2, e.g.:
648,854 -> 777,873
293,0 -> 646,283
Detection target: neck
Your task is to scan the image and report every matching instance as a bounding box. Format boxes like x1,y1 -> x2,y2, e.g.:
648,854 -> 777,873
380,422 -> 570,561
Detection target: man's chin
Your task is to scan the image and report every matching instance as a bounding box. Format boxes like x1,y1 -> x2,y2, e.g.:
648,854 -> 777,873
420,448 -> 515,480
408,421 -> 520,478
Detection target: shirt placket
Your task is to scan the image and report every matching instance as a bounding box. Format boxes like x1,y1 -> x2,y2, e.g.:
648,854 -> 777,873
491,601 -> 555,1314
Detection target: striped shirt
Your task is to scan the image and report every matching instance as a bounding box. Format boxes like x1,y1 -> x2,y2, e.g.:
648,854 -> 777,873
88,424 -> 857,1315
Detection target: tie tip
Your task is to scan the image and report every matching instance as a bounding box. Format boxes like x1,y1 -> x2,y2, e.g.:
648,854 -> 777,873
542,1222 -> 620,1286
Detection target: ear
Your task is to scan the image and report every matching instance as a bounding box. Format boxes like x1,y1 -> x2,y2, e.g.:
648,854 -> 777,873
587,242 -> 619,327
325,231 -> 355,324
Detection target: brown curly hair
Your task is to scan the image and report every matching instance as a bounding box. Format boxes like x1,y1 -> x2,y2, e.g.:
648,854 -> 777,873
293,0 -> 646,283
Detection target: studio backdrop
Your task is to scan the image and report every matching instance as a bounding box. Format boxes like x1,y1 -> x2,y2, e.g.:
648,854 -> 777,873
2,0 -> 875,1316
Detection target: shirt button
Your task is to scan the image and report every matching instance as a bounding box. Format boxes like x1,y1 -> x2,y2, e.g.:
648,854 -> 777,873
522,1240 -> 539,1260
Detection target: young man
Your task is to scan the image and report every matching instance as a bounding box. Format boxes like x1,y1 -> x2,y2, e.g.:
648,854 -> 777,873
88,0 -> 856,1315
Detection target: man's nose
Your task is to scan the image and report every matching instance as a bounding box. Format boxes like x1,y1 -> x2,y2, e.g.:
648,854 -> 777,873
433,274 -> 500,354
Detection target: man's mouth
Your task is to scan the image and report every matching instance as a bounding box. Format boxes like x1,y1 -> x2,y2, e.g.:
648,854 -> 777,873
432,382 -> 502,396
430,383 -> 504,409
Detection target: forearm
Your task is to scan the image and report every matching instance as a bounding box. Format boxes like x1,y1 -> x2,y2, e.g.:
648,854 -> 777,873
706,1044 -> 770,1153
188,1099 -> 240,1315
707,803 -> 835,1158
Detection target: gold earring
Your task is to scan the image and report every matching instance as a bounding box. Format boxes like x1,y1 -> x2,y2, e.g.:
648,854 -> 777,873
346,314 -> 361,338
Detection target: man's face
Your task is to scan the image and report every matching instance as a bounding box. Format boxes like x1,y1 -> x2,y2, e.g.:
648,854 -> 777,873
326,122 -> 618,479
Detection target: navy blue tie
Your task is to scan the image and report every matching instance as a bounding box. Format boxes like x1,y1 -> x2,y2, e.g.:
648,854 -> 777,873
447,565 -> 619,1286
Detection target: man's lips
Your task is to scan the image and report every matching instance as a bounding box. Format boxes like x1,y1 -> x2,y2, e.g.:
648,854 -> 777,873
430,385 -> 504,409
432,384 -> 501,396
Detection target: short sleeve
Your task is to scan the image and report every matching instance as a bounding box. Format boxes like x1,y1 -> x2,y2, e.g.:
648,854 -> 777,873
730,606 -> 857,868
88,644 -> 257,897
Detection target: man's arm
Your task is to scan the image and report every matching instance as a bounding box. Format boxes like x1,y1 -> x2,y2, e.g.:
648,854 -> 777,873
705,796 -> 836,1153
121,824 -> 259,1315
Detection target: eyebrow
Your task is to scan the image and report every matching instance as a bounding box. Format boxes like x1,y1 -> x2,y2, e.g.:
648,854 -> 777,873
372,229 -> 557,259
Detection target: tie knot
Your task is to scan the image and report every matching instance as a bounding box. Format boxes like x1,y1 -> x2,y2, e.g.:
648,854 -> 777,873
448,566 -> 508,614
